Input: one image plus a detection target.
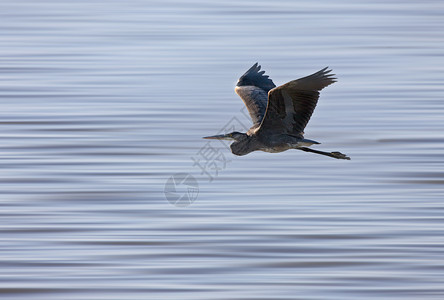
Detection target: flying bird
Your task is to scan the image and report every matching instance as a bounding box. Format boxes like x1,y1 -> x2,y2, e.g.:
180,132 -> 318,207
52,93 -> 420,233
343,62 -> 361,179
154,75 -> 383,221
204,63 -> 350,160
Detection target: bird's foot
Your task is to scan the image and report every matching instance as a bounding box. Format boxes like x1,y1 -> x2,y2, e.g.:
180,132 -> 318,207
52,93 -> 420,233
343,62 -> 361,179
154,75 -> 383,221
331,152 -> 350,160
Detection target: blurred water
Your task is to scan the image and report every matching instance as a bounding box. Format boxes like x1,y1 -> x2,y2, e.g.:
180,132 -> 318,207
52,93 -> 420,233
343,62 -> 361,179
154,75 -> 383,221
1,0 -> 444,299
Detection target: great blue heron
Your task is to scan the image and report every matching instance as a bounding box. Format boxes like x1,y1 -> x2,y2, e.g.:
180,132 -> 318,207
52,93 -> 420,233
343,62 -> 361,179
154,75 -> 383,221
204,63 -> 350,160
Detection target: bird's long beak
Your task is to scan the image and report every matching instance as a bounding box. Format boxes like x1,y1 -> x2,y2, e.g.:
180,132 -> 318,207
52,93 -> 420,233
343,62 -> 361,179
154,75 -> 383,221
203,134 -> 233,140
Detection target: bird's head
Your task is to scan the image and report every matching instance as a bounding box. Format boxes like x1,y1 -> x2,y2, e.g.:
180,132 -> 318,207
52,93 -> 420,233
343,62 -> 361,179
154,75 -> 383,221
203,132 -> 252,156
203,131 -> 246,142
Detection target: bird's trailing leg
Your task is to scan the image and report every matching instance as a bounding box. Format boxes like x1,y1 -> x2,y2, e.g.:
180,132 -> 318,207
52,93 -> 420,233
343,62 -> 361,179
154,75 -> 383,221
299,147 -> 350,160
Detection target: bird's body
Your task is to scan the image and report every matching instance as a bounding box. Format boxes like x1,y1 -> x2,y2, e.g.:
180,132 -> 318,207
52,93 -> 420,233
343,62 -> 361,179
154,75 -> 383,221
228,132 -> 320,156
204,63 -> 350,160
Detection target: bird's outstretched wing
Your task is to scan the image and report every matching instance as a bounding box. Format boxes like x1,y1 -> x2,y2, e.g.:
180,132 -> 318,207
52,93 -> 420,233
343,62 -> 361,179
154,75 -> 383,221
258,67 -> 336,137
235,63 -> 276,131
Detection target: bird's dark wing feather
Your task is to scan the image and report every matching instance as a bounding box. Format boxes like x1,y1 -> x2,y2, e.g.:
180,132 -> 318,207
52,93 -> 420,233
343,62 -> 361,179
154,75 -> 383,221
235,63 -> 276,132
258,67 -> 336,137
238,62 -> 276,92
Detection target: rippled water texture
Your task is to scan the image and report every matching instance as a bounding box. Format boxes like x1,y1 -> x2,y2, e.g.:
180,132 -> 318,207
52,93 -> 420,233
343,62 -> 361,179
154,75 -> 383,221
1,1 -> 444,299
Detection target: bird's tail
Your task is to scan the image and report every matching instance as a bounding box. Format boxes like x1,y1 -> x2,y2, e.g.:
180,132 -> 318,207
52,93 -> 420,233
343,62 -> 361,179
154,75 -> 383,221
298,138 -> 320,146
